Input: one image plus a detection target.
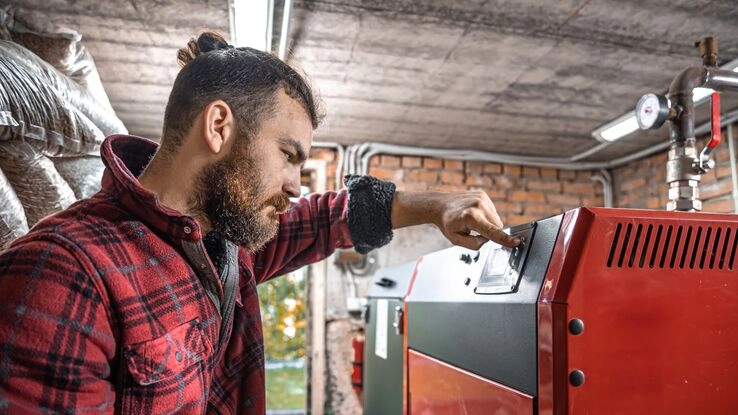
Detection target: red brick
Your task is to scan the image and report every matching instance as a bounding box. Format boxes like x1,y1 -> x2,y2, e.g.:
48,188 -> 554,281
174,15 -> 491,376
526,179 -> 562,192
402,156 -> 422,168
619,177 -> 648,193
434,184 -> 465,192
399,181 -> 429,191
715,163 -> 733,179
509,191 -> 545,203
494,175 -> 516,190
546,193 -> 578,206
522,166 -> 540,178
419,170 -> 439,183
484,163 -> 502,174
440,171 -> 465,185
309,149 -> 334,162
703,197 -> 736,213
581,196 -> 604,207
577,170 -> 594,181
616,193 -> 631,207
424,158 -> 443,169
504,164 -> 521,177
369,167 -> 404,182
524,204 -> 561,216
700,178 -> 733,200
369,156 -> 382,166
540,167 -> 557,178
466,162 -> 485,175
493,200 -> 523,215
406,170 -> 422,181
558,170 -> 576,180
465,175 -> 493,187
563,182 -> 598,196
507,214 -> 542,226
645,196 -> 663,210
651,152 -> 668,167
444,160 -> 464,171
381,155 -> 401,167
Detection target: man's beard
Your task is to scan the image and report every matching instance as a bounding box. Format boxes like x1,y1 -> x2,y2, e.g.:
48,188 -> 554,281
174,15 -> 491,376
190,142 -> 291,251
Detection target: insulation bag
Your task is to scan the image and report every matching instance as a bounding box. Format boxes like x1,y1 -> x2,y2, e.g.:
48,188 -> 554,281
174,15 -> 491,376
0,167 -> 28,249
0,140 -> 77,226
52,155 -> 105,199
0,40 -> 105,156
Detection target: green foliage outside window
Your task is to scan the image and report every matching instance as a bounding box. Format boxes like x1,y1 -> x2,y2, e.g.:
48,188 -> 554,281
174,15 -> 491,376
257,270 -> 307,360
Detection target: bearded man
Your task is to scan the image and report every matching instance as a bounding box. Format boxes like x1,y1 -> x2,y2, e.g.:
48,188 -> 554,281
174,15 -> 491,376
0,31 -> 519,414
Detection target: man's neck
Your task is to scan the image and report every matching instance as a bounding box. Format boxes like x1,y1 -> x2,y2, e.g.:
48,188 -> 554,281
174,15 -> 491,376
137,150 -> 211,232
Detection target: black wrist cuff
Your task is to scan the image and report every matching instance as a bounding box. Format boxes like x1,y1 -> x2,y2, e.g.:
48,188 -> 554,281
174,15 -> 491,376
344,174 -> 396,254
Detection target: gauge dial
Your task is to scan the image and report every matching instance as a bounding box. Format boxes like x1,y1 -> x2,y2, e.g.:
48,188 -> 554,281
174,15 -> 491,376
635,93 -> 670,130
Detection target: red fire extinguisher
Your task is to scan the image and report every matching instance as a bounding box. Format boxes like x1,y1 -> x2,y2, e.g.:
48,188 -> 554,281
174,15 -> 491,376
351,331 -> 365,402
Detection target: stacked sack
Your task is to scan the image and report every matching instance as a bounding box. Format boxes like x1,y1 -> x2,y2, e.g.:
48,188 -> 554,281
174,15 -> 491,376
0,5 -> 127,249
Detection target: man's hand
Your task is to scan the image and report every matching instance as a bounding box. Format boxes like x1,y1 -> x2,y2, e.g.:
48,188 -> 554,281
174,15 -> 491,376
391,190 -> 521,250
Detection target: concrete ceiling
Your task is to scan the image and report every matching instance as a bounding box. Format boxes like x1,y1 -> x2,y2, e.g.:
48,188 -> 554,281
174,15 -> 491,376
10,0 -> 738,162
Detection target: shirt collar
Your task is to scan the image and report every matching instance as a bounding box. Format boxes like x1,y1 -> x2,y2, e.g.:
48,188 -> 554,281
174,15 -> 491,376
100,134 -> 203,242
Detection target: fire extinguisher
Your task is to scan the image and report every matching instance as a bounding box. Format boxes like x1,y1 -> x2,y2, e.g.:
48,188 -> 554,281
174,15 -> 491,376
351,330 -> 365,402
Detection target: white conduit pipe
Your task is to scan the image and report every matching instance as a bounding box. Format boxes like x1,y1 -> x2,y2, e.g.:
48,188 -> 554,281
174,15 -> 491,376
354,108 -> 738,176
354,142 -> 371,175
590,169 -> 613,208
728,124 -> 738,213
277,0 -> 292,61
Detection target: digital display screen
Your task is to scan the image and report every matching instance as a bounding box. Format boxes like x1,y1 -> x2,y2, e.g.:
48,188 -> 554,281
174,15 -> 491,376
475,223 -> 535,294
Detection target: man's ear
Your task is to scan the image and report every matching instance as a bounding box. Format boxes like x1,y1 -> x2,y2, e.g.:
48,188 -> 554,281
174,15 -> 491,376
202,100 -> 235,155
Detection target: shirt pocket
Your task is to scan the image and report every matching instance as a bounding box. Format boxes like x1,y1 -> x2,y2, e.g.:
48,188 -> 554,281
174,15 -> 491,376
124,318 -> 213,386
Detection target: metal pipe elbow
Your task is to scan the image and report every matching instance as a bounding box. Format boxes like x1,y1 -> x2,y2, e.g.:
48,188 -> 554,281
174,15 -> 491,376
668,66 -> 707,142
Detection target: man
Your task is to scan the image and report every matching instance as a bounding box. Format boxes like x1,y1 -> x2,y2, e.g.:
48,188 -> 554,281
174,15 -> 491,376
0,32 -> 519,414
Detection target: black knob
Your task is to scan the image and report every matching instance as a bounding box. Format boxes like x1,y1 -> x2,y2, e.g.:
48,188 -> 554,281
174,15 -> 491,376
568,318 -> 584,335
569,370 -> 585,387
375,277 -> 395,288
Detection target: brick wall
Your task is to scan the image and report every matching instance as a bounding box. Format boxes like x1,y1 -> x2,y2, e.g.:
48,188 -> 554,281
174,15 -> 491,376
310,148 -> 606,227
613,125 -> 737,213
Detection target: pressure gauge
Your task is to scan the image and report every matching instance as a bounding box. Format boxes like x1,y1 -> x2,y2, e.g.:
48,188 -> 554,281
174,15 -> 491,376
635,93 -> 670,130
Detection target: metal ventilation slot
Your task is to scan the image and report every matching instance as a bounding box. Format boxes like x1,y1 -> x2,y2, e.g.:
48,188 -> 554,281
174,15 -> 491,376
607,223 -> 736,269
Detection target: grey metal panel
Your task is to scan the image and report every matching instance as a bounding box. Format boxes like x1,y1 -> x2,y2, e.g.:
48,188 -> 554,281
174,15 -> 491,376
367,260 -> 417,299
406,214 -> 563,396
363,298 -> 404,415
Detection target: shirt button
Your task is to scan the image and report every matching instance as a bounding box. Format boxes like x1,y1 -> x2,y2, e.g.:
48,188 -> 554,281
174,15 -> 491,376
200,264 -> 207,269
175,351 -> 183,362
183,226 -> 192,234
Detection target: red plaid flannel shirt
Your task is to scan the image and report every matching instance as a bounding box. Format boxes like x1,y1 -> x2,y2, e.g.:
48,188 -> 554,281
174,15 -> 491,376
0,135 -> 354,414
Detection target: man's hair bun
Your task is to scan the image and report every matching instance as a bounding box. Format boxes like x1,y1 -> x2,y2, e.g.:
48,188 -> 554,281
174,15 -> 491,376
177,31 -> 232,67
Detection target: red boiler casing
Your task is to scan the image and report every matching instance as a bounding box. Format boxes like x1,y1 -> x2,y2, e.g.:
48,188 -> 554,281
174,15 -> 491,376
403,207 -> 738,415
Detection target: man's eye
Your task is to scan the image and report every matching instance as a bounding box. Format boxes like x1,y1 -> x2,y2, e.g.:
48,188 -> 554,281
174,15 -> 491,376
283,151 -> 293,161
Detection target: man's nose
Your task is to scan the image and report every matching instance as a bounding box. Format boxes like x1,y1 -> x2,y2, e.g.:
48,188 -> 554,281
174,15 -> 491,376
283,169 -> 301,198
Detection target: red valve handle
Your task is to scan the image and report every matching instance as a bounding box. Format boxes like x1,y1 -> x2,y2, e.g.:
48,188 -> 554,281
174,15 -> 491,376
708,92 -> 721,149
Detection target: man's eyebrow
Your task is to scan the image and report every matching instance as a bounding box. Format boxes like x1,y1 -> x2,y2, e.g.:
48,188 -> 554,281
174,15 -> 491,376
279,137 -> 308,163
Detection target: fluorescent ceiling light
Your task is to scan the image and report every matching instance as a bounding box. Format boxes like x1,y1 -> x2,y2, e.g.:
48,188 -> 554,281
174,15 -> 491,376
592,62 -> 738,143
230,0 -> 273,50
593,113 -> 641,143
